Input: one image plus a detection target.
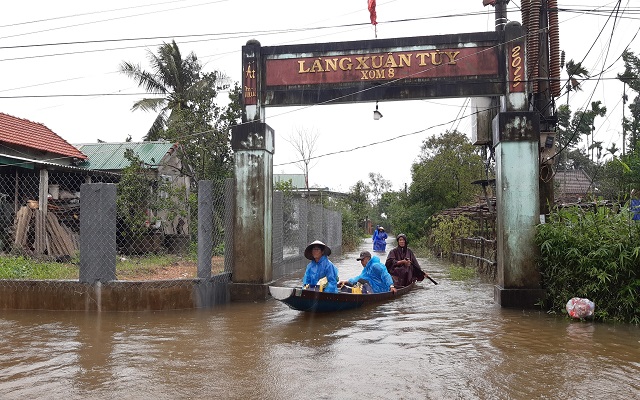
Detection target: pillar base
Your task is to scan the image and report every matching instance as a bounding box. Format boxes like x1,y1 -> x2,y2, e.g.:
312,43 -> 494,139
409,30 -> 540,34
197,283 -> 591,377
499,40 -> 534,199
229,282 -> 274,302
494,286 -> 546,309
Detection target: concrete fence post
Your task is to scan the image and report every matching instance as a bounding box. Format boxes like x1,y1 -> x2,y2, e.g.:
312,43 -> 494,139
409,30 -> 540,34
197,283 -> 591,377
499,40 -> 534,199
79,183 -> 116,283
197,180 -> 213,279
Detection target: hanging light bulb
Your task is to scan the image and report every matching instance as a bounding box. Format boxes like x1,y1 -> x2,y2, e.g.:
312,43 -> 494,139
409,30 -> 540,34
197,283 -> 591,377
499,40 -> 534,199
373,101 -> 383,120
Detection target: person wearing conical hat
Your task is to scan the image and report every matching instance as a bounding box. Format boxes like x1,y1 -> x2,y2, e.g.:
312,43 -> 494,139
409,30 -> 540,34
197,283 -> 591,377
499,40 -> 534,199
372,225 -> 388,252
301,240 -> 338,293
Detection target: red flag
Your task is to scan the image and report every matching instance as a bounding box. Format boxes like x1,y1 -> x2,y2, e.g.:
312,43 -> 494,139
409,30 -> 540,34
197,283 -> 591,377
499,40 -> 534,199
368,0 -> 377,26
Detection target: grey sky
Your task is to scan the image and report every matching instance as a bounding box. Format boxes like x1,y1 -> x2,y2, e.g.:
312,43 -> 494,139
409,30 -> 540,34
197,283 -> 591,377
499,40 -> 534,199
1,1 -> 637,191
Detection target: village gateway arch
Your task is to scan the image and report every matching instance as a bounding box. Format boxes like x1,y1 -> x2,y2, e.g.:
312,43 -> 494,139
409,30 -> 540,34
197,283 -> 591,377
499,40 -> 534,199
229,21 -> 545,309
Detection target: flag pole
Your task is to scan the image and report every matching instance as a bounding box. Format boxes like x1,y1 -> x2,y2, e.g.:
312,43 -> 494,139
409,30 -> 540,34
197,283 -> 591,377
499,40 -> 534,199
368,0 -> 378,38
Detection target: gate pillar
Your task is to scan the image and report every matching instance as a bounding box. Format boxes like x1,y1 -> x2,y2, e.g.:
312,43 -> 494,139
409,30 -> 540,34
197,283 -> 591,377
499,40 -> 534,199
229,122 -> 274,301
229,40 -> 275,301
493,21 -> 545,308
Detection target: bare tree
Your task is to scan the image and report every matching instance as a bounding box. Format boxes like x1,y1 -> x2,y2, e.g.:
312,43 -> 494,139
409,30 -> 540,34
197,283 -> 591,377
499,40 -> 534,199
368,172 -> 392,204
284,127 -> 320,192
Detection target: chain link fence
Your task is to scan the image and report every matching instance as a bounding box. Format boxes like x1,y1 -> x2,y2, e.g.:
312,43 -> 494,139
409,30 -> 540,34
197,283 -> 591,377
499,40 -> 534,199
272,190 -> 342,279
0,169 -> 341,310
0,171 -> 229,279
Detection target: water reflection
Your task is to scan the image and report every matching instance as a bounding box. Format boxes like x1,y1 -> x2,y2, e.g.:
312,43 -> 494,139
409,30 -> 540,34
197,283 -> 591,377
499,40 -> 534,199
0,241 -> 638,399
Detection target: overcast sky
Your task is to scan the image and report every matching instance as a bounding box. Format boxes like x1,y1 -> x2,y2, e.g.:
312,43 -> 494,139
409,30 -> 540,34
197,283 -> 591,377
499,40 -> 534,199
1,1 -> 638,191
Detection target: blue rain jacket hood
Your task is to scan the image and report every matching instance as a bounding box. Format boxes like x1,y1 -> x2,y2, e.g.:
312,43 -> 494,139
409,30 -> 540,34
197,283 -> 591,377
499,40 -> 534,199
302,255 -> 338,293
347,255 -> 394,293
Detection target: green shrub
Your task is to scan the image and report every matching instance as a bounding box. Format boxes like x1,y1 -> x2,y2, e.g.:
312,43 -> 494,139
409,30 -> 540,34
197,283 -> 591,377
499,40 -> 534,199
449,265 -> 477,281
536,204 -> 640,323
430,215 -> 476,256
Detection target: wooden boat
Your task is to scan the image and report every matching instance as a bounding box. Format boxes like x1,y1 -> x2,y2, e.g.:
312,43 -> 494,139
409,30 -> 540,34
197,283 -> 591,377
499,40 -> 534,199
269,282 -> 415,312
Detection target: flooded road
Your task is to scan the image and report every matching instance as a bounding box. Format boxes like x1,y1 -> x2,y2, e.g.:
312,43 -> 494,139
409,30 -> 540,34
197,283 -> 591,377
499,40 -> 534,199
1,240 -> 638,399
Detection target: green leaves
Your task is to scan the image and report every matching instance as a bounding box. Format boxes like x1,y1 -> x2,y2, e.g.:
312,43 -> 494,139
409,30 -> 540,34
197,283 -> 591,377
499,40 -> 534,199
403,130 -> 484,240
535,204 -> 640,323
431,215 -> 476,256
120,41 -> 240,182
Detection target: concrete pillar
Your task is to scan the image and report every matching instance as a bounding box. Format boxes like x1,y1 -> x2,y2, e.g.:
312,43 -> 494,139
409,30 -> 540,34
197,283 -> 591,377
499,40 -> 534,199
493,112 -> 545,307
493,21 -> 545,308
79,183 -> 116,283
229,121 -> 274,300
228,39 -> 276,301
197,180 -> 213,279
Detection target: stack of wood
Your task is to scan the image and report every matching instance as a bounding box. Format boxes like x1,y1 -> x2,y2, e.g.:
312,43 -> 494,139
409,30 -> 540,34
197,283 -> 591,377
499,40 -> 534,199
13,204 -> 78,258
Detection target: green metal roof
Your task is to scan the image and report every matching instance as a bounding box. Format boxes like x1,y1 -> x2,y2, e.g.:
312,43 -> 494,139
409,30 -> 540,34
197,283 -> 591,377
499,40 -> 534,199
274,174 -> 306,189
74,141 -> 176,171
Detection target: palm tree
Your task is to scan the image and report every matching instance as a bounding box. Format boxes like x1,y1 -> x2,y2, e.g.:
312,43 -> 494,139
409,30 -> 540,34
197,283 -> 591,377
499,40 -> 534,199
564,59 -> 589,106
120,40 -> 216,140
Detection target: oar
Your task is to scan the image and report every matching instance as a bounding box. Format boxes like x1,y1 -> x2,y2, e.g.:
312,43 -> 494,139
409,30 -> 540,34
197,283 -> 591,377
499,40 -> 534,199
412,263 -> 438,285
418,268 -> 438,285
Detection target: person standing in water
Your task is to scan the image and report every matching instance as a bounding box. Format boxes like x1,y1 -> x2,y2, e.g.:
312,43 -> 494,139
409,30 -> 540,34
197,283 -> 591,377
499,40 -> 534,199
372,225 -> 388,252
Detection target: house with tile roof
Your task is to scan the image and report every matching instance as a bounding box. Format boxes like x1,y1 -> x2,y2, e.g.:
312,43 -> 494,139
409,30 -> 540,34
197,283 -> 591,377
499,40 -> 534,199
0,112 -> 103,213
0,111 -> 194,256
0,112 -> 112,257
0,112 -> 87,167
554,169 -> 598,203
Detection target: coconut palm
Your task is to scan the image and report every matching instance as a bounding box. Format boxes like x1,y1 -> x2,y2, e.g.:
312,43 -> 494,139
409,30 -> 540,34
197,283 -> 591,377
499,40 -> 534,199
120,40 -> 220,140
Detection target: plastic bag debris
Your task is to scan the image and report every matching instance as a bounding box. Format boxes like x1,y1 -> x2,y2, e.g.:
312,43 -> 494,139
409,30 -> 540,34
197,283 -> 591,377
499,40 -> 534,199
566,297 -> 595,319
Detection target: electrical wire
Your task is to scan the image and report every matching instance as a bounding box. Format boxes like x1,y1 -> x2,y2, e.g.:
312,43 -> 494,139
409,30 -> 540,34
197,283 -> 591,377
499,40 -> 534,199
0,3 -> 636,176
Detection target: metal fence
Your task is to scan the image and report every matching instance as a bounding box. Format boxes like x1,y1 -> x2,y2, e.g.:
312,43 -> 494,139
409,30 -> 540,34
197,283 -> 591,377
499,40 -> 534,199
0,170 -> 341,310
272,191 -> 342,279
0,171 -> 228,279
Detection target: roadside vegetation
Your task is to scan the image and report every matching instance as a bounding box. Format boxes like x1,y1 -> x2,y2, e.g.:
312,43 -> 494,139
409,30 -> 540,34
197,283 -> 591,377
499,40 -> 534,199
0,253 -> 204,281
535,204 -> 640,324
448,265 -> 477,281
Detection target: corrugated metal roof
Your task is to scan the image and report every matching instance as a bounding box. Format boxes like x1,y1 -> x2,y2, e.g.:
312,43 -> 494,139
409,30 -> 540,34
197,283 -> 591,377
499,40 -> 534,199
274,174 -> 306,189
0,112 -> 87,160
74,141 -> 176,171
0,153 -> 118,175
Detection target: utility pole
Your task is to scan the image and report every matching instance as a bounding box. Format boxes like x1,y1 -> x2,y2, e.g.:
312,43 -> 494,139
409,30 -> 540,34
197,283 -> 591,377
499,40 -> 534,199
623,82 -> 627,157
536,0 -> 555,216
491,0 -> 544,308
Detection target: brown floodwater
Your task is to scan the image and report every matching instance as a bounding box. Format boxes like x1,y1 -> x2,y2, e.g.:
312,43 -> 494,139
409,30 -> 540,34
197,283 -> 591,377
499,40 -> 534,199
1,241 -> 638,399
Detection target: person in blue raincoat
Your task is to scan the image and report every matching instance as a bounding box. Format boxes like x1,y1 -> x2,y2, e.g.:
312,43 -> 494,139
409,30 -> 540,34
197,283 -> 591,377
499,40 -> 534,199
372,226 -> 388,252
302,240 -> 338,293
338,251 -> 397,294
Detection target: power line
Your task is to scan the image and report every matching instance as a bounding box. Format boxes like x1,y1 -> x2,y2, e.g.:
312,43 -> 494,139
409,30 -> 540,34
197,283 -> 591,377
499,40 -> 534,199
0,93 -> 163,99
1,0 -> 208,28
1,3 -> 636,175
0,0 -> 232,41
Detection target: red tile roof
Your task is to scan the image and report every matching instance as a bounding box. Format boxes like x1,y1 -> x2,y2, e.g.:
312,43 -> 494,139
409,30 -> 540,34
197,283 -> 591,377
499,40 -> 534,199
0,113 -> 87,160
